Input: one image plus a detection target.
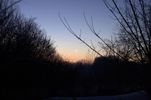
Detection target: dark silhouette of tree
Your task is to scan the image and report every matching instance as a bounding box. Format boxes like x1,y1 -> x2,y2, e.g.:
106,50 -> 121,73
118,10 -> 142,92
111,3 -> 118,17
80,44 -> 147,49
102,1 -> 151,98
0,0 -> 63,99
0,0 -> 56,62
60,0 -> 151,63
103,0 -> 151,63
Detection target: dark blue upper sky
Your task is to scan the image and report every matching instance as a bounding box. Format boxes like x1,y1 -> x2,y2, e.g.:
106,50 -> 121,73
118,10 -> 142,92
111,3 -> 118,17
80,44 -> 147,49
19,0 -> 117,62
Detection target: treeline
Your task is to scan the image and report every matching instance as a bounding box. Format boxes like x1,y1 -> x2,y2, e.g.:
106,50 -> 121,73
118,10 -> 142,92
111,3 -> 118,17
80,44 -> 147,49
0,0 -> 59,63
0,0 -> 146,100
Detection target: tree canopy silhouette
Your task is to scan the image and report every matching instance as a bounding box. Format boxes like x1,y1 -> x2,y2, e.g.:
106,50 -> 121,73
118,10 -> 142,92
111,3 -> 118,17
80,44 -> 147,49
0,0 -> 56,62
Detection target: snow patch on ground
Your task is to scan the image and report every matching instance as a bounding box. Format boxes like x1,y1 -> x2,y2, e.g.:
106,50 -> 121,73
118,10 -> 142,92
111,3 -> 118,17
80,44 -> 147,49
45,91 -> 149,100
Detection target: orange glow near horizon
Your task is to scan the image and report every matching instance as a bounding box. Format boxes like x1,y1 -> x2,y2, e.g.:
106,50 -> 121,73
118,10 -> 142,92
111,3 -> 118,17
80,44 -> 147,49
56,43 -> 97,63
56,44 -> 88,62
58,49 -> 96,63
60,52 -> 86,63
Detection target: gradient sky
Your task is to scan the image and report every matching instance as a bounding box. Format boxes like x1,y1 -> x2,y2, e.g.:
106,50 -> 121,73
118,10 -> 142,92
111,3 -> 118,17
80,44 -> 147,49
19,0 -> 117,62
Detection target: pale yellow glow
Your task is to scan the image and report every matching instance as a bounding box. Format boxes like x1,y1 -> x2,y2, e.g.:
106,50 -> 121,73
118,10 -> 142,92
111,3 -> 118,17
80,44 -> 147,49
61,53 -> 85,62
74,49 -> 78,53
56,45 -> 98,63
56,45 -> 86,62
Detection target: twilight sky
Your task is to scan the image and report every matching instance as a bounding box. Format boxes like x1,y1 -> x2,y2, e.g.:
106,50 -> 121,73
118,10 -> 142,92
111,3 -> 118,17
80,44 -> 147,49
19,0 -> 117,62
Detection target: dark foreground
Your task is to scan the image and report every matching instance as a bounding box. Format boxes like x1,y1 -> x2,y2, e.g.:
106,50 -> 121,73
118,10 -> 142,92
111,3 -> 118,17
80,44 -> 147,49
1,57 -> 148,100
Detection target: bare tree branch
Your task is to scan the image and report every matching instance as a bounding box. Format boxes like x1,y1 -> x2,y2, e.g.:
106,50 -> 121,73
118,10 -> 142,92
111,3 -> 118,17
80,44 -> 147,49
59,14 -> 102,56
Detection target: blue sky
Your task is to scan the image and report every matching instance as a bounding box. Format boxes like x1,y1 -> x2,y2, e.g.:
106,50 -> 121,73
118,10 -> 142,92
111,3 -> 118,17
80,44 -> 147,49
19,0 -> 117,62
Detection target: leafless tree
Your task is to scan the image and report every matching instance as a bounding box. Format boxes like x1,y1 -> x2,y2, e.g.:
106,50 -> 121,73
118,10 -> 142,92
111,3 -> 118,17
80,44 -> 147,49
60,0 -> 151,63
0,0 -> 57,62
103,0 -> 151,63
